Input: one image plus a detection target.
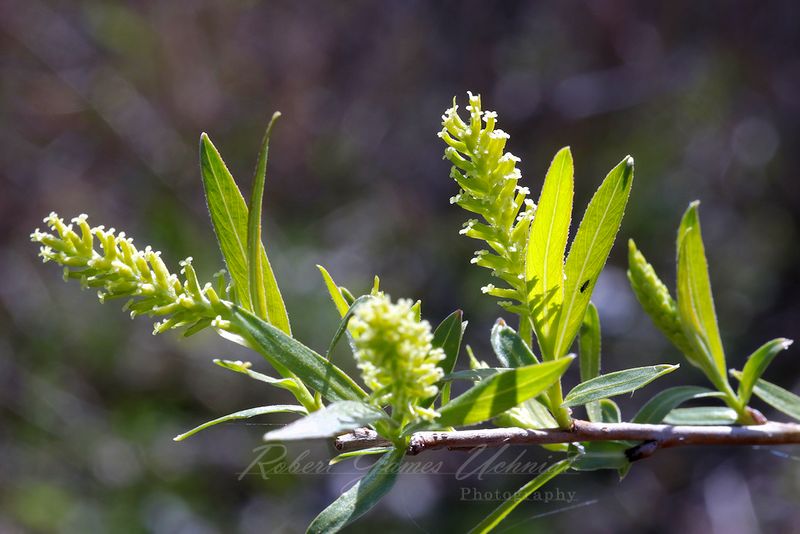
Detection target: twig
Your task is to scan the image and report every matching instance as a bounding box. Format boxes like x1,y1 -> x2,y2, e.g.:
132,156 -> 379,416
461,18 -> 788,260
334,420 -> 800,461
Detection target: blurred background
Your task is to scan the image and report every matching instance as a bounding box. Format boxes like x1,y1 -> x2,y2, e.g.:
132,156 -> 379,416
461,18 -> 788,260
1,0 -> 799,532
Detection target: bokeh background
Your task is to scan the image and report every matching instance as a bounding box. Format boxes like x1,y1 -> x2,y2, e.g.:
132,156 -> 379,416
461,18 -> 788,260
2,1 -> 799,532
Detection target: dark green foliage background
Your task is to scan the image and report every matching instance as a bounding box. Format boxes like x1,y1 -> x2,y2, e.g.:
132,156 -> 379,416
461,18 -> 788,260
1,1 -> 798,532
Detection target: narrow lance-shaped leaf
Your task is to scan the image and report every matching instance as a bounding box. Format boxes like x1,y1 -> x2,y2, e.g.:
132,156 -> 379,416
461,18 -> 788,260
526,147 -> 574,334
317,264 -> 351,317
552,156 -> 634,358
246,112 -> 291,335
199,133 -> 252,309
433,310 -> 465,375
174,405 -> 308,441
263,401 -> 386,442
676,201 -> 727,387
571,442 -> 629,472
737,338 -> 793,405
421,310 -> 465,409
563,364 -> 679,407
213,358 -> 307,398
491,319 -> 539,368
731,370 -> 800,422
324,295 -> 374,360
199,132 -> 291,334
434,357 -> 573,428
593,398 -> 621,424
632,386 -> 719,424
663,407 -> 738,425
579,302 -> 601,381
231,307 -> 367,402
468,459 -> 572,534
307,447 -> 405,534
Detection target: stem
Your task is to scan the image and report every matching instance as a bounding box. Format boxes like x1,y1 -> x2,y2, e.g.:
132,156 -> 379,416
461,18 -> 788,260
546,379 -> 572,428
335,420 -> 800,457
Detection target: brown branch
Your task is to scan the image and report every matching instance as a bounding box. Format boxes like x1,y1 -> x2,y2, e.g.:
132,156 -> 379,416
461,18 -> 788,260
334,420 -> 800,461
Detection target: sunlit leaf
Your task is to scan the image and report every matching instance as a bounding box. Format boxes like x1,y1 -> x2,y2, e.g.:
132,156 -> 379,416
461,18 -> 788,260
737,338 -> 793,405
307,447 -> 404,534
676,201 -> 727,388
174,405 -> 307,441
526,147 -> 574,334
264,401 -> 386,442
563,364 -> 678,407
552,156 -> 634,358
199,132 -> 290,333
434,357 -> 573,428
317,265 -> 351,317
246,112 -> 291,335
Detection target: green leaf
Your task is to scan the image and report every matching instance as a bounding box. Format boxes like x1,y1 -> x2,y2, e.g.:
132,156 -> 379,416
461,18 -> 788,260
443,368 -> 502,382
526,147 -> 574,333
468,458 -> 571,534
246,112 -> 291,336
433,310 -> 465,375
264,400 -> 386,442
563,364 -> 678,407
598,399 -> 621,423
317,265 -> 351,317
579,303 -> 602,421
737,338 -> 793,405
199,132 -> 290,333
676,201 -> 727,387
490,320 -> 539,368
231,307 -> 367,402
663,406 -> 738,425
434,357 -> 573,428
213,358 -> 307,397
579,302 -> 601,381
328,447 -> 393,466
494,398 -> 558,430
632,386 -> 719,424
421,310 -> 465,409
307,447 -> 404,534
324,295 -> 374,360
571,442 -> 629,471
731,370 -> 800,421
552,156 -> 634,358
174,405 -> 307,441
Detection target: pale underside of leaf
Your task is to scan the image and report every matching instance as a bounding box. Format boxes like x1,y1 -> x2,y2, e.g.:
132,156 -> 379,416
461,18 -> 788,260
263,400 -> 385,442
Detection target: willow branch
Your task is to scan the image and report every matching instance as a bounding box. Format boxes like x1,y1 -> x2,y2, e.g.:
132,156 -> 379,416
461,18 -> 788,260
334,420 -> 800,461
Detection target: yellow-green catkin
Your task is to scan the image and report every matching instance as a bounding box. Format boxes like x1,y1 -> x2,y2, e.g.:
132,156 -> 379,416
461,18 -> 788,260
627,239 -> 700,365
349,295 -> 445,423
31,213 -> 231,335
439,92 -> 535,315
